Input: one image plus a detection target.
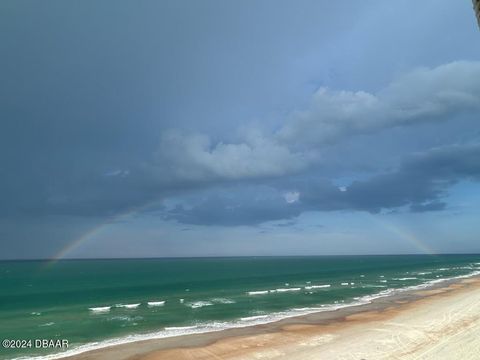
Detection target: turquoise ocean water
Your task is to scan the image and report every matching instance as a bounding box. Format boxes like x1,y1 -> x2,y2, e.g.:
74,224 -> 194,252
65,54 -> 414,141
1,255 -> 480,359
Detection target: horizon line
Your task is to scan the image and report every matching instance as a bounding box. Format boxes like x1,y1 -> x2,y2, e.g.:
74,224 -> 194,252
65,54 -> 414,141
2,252 -> 480,262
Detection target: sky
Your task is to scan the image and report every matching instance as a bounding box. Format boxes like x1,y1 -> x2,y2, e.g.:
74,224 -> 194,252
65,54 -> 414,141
1,0 -> 480,260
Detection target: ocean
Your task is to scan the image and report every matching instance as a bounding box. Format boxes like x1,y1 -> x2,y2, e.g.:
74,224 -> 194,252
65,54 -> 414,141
1,255 -> 480,359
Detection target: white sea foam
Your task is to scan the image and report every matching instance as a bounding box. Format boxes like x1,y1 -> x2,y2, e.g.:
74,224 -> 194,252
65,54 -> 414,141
379,280 -> 388,283
249,287 -> 304,295
272,287 -> 302,293
187,301 -> 213,309
39,322 -> 55,327
393,277 -> 417,281
108,316 -> 132,321
292,307 -> 323,311
147,301 -> 165,307
17,269 -> 480,360
165,326 -> 198,331
392,270 -> 480,294
211,298 -> 235,304
31,312 -> 41,316
240,315 -> 268,321
341,282 -> 349,286
357,289 -> 395,302
117,303 -> 141,309
247,290 -> 269,295
89,306 -> 111,313
304,284 -> 330,290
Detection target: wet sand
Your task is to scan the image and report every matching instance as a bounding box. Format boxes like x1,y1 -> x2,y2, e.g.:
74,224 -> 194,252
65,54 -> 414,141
65,277 -> 480,360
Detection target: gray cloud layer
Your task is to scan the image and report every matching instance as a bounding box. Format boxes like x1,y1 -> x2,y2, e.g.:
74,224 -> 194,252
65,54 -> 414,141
2,61 -> 479,220
2,0 -> 480,258
164,143 -> 480,225
149,61 -> 480,187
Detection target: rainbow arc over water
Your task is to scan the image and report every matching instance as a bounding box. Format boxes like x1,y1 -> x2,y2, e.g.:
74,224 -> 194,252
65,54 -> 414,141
45,207 -> 437,269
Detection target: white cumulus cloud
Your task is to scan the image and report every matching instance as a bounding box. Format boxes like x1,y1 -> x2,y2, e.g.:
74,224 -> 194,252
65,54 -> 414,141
283,191 -> 300,204
277,61 -> 480,145
153,130 -> 311,182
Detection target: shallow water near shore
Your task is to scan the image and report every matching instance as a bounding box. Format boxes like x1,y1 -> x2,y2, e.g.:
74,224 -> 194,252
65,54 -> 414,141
2,255 -> 480,359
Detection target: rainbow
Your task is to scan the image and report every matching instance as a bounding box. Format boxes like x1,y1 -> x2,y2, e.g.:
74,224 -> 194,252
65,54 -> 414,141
44,205 -> 437,270
43,199 -> 163,269
364,213 -> 437,255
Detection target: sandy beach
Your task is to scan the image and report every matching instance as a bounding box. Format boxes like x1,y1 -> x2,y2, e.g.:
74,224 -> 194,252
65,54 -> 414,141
63,276 -> 480,360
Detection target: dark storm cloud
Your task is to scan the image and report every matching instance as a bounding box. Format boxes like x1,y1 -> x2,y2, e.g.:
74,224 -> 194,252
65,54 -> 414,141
162,186 -> 303,226
345,143 -> 480,212
1,0 -> 480,258
1,57 -> 479,221
305,143 -> 480,213
0,0 -> 357,220
1,0 -> 479,221
164,144 -> 480,225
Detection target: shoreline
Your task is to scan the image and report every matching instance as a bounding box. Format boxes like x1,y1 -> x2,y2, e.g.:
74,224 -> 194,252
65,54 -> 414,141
27,271 -> 480,360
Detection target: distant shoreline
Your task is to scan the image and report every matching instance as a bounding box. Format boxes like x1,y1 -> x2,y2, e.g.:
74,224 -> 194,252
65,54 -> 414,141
43,272 -> 480,360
